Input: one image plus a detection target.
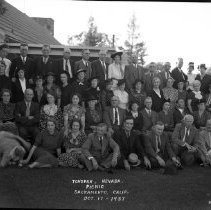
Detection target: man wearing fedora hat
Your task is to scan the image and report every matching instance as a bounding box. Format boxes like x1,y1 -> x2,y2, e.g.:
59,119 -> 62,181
82,123 -> 120,172
91,49 -> 108,89
74,49 -> 92,81
124,53 -> 144,94
56,47 -> 74,81
108,51 -> 124,81
113,117 -> 151,171
144,121 -> 181,170
172,114 -> 201,166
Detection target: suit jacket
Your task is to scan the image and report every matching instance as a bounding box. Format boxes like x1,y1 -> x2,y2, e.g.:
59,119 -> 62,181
74,59 -> 92,80
15,101 -> 40,127
82,133 -> 119,161
34,56 -> 57,78
91,59 -> 108,87
144,131 -> 175,159
193,110 -> 211,129
172,123 -> 199,147
100,89 -> 114,111
9,56 -> 35,80
157,111 -> 174,132
113,129 -> 146,160
173,107 -> 188,126
171,67 -> 188,88
158,70 -> 172,89
103,106 -> 126,129
11,79 -> 31,103
148,89 -> 165,113
56,58 -> 74,78
197,129 -> 211,157
124,64 -> 144,93
140,109 -> 157,132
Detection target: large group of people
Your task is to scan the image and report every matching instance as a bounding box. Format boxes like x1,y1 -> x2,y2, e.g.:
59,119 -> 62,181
0,42 -> 211,174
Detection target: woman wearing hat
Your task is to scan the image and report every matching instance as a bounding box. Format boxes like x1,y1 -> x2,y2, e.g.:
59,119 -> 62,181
113,79 -> 129,110
44,72 -> 61,108
108,52 -> 124,80
193,98 -> 211,130
85,95 -> 102,135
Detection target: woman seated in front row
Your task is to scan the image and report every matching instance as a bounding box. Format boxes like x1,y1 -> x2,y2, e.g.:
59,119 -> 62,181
20,119 -> 63,168
58,119 -> 87,168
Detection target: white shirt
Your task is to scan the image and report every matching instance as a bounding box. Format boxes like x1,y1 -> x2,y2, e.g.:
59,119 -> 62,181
113,89 -> 128,110
100,60 -> 107,80
0,57 -> 11,77
113,107 -> 120,125
21,56 -> 27,63
108,63 -> 124,80
63,59 -> 72,78
182,127 -> 190,142
19,78 -> 26,93
178,108 -> 184,114
187,73 -> 196,90
145,108 -> 151,115
82,59 -> 88,66
156,135 -> 161,153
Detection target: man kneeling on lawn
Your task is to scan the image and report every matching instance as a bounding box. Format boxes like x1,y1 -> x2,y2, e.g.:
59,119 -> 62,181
144,121 -> 181,171
82,123 -> 120,172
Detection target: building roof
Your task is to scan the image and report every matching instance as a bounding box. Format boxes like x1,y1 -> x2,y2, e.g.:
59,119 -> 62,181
0,1 -> 60,45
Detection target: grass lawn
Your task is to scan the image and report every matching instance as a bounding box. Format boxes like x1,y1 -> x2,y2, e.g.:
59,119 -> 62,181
0,165 -> 210,210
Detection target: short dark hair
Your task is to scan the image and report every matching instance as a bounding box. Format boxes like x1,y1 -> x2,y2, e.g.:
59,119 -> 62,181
1,88 -> 11,98
128,100 -> 139,111
124,116 -> 134,123
70,119 -> 82,130
46,90 -> 57,101
71,92 -> 82,105
133,79 -> 143,89
155,121 -> 164,126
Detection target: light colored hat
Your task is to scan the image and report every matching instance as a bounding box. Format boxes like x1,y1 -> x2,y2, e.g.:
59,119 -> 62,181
64,47 -> 71,53
128,153 -> 141,167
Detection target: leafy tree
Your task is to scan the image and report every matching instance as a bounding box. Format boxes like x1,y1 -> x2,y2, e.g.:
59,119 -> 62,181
119,14 -> 147,66
68,16 -> 113,47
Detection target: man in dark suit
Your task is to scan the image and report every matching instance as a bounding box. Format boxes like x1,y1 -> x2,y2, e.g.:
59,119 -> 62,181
144,121 -> 181,169
14,89 -> 40,144
143,62 -> 160,95
124,53 -> 144,94
74,49 -> 92,81
56,47 -> 74,82
9,43 -> 35,84
103,95 -> 126,137
140,97 -> 158,134
82,123 -> 120,172
171,58 -> 188,89
91,49 -> 108,89
158,62 -> 172,89
34,45 -> 57,79
172,114 -> 200,166
113,117 -> 151,171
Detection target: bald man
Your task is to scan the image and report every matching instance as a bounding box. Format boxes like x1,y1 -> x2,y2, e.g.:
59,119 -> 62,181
15,89 -> 40,144
172,114 -> 200,166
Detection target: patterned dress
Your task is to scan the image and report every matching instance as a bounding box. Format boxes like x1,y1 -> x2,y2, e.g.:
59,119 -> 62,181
63,104 -> 85,127
39,104 -> 63,131
162,87 -> 178,112
130,89 -> 146,110
58,131 -> 87,167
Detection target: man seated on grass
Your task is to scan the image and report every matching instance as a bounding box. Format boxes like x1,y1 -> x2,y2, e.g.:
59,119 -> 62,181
113,116 -> 151,171
144,121 -> 181,170
172,114 -> 201,166
197,119 -> 211,166
82,123 -> 120,172
0,131 -> 31,167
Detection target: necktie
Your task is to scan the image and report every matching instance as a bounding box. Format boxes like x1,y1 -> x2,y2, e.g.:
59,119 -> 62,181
22,57 -> 26,64
102,61 -> 107,79
126,131 -> 130,138
182,128 -> 189,142
99,136 -> 103,147
65,60 -> 68,72
114,108 -> 118,125
26,102 -> 30,117
86,61 -> 88,67
148,110 -> 151,116
156,136 -> 161,153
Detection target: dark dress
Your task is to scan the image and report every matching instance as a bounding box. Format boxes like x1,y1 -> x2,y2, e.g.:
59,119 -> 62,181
85,108 -> 102,135
130,89 -> 146,110
0,75 -> 12,93
187,91 -> 206,112
60,84 -> 73,111
149,89 -> 165,113
70,80 -> 88,102
58,131 -> 87,167
32,87 -> 47,108
100,89 -> 114,111
33,130 -> 63,166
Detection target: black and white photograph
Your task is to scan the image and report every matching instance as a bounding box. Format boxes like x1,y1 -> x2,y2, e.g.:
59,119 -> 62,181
0,0 -> 211,209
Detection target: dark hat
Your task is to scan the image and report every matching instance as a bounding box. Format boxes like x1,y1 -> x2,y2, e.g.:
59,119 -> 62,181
164,98 -> 171,103
196,98 -> 206,105
45,72 -> 55,77
117,79 -> 126,86
164,163 -> 178,175
87,95 -> 98,102
35,75 -> 44,81
111,51 -> 123,59
188,62 -> 194,66
198,64 -> 207,69
76,69 -> 86,75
